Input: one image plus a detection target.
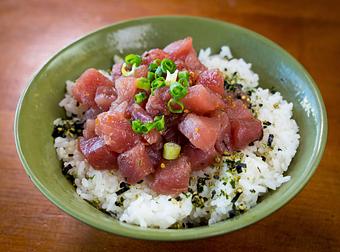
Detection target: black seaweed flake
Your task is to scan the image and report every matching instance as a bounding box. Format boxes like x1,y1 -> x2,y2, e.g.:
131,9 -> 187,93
62,164 -> 72,175
191,193 -> 206,208
230,180 -> 236,189
261,156 -> 266,162
115,197 -> 125,207
175,196 -> 182,201
263,121 -> 272,126
228,209 -> 236,218
137,180 -> 144,184
267,134 -> 274,147
211,190 -> 216,199
235,163 -> 246,173
52,120 -> 84,138
231,191 -> 242,203
197,177 -> 209,193
224,81 -> 243,92
115,182 -> 130,196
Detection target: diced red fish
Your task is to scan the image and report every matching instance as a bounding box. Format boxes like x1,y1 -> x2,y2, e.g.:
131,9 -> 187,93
142,49 -> 170,65
150,156 -> 191,196
95,110 -> 140,153
79,137 -> 118,170
230,118 -> 263,150
184,48 -> 207,71
117,143 -> 154,184
178,113 -> 220,151
211,111 -> 232,153
128,103 -> 162,145
196,69 -> 224,95
162,114 -> 188,146
94,86 -> 117,111
114,76 -> 137,103
83,119 -> 96,139
111,63 -> 123,81
183,144 -> 218,171
84,106 -> 103,120
225,98 -> 253,120
163,37 -> 206,71
146,141 -> 163,168
134,65 -> 148,78
72,68 -> 114,108
164,37 -> 193,60
181,84 -> 224,114
145,86 -> 171,116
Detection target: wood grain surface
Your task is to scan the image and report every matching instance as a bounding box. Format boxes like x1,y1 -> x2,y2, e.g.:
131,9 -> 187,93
0,0 -> 339,251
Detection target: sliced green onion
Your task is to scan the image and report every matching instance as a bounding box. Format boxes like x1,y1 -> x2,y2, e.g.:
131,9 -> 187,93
148,62 -> 158,72
148,59 -> 161,72
163,142 -> 181,160
155,66 -> 163,77
131,115 -> 165,134
147,71 -> 155,81
131,119 -> 145,134
167,98 -> 184,113
170,82 -> 188,100
165,69 -> 178,86
125,54 -> 141,66
153,115 -> 165,131
161,58 -> 176,74
178,78 -> 189,88
134,92 -> 147,104
136,77 -> 150,91
178,70 -> 190,80
121,63 -> 137,77
151,77 -> 166,94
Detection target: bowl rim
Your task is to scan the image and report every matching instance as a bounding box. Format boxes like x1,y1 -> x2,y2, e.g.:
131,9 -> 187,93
14,15 -> 328,241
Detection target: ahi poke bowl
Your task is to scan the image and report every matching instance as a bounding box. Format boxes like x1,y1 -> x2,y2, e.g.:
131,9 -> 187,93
15,16 -> 327,240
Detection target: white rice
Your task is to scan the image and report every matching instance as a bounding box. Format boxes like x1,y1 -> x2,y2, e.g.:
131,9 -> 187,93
54,46 -> 300,228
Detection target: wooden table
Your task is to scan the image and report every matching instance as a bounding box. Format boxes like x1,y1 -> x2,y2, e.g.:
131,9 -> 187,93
1,0 -> 339,251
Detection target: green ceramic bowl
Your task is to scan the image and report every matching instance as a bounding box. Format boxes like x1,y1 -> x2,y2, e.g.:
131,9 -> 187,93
15,16 -> 327,240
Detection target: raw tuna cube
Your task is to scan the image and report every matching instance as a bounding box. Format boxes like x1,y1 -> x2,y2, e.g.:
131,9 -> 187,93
134,65 -> 149,78
142,49 -> 170,65
114,76 -> 137,103
72,68 -> 114,108
94,86 -> 117,111
79,137 -> 118,170
211,111 -> 232,153
111,63 -> 123,81
146,141 -> 163,168
84,106 -> 103,120
225,98 -> 253,120
128,103 -> 153,122
117,143 -> 154,184
128,103 -> 162,145
145,86 -> 171,116
162,114 -> 188,146
181,84 -> 225,114
163,37 -> 193,60
95,110 -> 140,153
83,119 -> 96,139
150,156 -> 191,196
184,48 -> 207,71
230,118 -> 263,150
178,113 -> 220,151
183,144 -> 218,171
196,69 -> 225,95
